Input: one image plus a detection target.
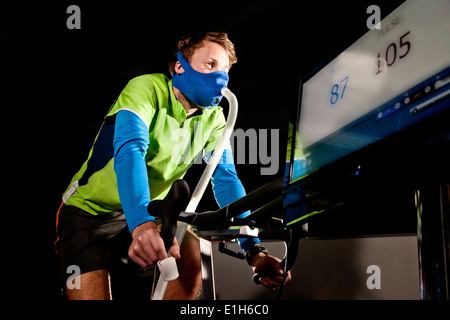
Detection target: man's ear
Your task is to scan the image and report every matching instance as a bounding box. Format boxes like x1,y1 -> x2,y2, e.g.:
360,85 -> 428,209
174,61 -> 185,75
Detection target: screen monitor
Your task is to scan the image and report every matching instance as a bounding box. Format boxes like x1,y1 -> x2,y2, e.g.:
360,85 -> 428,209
283,0 -> 450,226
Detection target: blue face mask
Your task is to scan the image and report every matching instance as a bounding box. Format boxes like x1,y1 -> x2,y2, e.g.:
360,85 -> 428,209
172,51 -> 229,108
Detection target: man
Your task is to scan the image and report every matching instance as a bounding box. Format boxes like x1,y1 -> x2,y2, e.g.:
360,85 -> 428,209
55,32 -> 290,300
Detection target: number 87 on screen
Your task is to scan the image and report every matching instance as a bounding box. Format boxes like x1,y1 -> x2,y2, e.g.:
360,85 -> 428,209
330,75 -> 349,105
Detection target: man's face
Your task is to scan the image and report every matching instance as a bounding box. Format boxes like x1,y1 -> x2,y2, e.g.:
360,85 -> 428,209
175,41 -> 230,75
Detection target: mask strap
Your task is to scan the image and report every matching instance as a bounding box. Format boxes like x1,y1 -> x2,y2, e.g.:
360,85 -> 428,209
177,52 -> 194,72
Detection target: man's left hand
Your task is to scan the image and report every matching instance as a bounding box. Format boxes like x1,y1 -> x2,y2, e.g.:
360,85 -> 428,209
251,253 -> 291,290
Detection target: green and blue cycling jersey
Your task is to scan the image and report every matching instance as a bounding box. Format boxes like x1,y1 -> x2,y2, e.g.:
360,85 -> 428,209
62,73 -> 259,252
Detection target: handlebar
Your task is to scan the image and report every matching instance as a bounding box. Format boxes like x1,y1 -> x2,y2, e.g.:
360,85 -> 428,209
253,226 -> 300,287
147,176 -> 298,288
178,177 -> 283,230
148,179 -> 190,251
253,259 -> 286,285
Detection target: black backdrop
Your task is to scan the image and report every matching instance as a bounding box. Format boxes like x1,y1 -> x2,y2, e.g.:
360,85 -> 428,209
2,0 -> 407,300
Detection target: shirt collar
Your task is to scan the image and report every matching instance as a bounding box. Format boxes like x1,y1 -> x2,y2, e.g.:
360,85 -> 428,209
168,79 -> 204,121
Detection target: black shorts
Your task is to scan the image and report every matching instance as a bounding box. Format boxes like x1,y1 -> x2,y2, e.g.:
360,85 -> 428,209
55,204 -> 130,282
55,204 -> 157,299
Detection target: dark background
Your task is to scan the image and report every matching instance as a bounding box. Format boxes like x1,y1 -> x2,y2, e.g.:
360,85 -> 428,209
3,0 -> 408,300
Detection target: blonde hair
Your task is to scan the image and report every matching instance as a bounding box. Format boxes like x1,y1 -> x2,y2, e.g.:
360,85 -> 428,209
168,32 -> 237,76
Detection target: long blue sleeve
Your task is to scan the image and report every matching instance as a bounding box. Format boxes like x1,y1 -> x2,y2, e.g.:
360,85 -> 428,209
113,110 -> 155,233
207,149 -> 261,252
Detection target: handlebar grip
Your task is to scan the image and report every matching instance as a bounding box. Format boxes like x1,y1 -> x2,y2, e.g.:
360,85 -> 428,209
149,180 -> 190,252
253,259 -> 286,285
253,268 -> 281,285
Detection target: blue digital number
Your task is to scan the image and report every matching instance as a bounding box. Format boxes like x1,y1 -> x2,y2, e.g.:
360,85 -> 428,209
330,84 -> 339,104
330,76 -> 349,105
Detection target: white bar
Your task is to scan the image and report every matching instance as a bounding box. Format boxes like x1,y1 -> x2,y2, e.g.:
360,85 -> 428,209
151,278 -> 168,300
185,87 -> 238,213
152,87 -> 239,300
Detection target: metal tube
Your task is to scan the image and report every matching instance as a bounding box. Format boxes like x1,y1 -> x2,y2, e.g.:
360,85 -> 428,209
174,88 -> 239,250
153,87 -> 238,300
185,87 -> 238,213
178,177 -> 284,229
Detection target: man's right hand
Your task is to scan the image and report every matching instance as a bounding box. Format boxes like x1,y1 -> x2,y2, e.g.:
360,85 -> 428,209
128,221 -> 181,267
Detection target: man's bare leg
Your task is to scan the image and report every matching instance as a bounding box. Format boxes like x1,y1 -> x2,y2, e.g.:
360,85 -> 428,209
163,229 -> 202,300
66,269 -> 111,300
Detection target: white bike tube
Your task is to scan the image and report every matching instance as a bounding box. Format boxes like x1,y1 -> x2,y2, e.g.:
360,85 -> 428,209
185,87 -> 238,213
152,87 -> 238,300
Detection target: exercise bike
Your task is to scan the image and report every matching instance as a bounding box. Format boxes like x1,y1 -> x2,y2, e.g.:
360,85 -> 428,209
128,88 -> 308,300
